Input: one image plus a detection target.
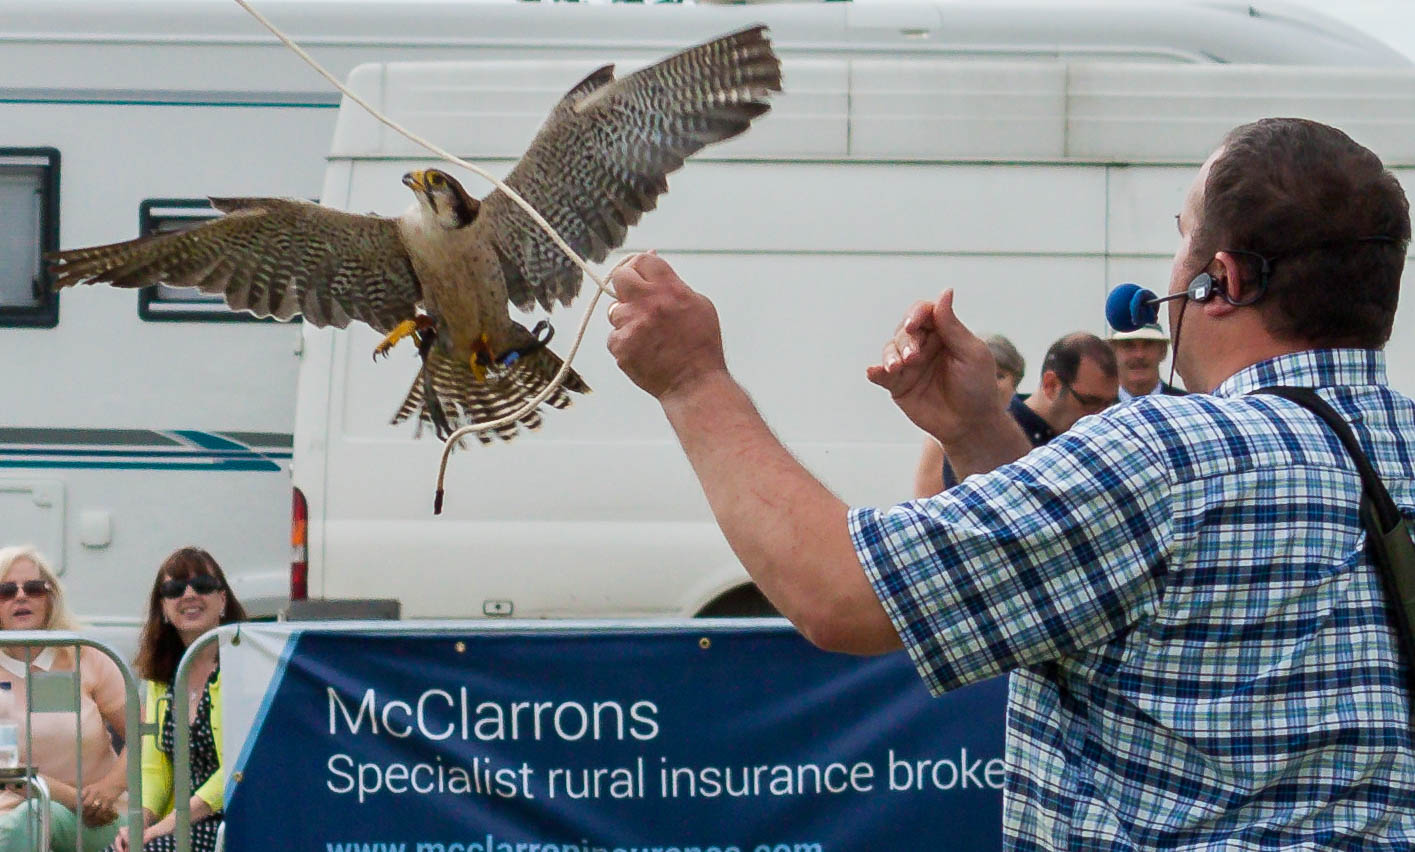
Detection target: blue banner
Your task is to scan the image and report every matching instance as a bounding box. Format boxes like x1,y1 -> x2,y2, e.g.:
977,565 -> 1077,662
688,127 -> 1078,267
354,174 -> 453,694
225,624 -> 1005,852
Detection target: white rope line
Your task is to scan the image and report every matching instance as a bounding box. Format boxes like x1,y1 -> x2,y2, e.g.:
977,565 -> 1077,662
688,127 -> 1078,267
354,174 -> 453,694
233,0 -> 620,512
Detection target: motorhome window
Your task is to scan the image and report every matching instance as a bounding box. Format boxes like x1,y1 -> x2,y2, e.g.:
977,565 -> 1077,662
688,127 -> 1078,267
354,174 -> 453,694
0,149 -> 59,328
137,199 -> 283,323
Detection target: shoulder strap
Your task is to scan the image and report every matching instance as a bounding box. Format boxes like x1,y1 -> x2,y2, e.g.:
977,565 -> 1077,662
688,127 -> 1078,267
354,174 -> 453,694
1254,387 -> 1402,528
1251,386 -> 1415,714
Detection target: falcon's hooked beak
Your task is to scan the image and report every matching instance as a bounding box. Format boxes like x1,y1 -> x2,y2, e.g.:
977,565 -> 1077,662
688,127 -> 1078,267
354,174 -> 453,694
403,169 -> 480,230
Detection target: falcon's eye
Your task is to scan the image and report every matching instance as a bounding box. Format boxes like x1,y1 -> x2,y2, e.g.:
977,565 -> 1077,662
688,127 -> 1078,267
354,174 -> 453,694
428,173 -> 444,187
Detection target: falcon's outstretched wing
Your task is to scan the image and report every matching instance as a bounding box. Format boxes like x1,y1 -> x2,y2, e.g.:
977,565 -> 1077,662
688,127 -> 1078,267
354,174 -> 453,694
48,199 -> 422,334
480,25 -> 781,314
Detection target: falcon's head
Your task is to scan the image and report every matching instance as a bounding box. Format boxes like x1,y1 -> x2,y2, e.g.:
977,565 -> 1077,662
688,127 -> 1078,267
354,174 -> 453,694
402,169 -> 480,230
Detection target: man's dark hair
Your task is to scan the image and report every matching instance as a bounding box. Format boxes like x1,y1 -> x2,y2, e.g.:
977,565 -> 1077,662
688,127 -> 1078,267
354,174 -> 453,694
1193,118 -> 1410,348
1041,332 -> 1117,383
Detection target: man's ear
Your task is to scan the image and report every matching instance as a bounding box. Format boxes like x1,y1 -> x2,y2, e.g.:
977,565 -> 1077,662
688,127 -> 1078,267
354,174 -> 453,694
1039,369 -> 1061,399
1205,251 -> 1246,315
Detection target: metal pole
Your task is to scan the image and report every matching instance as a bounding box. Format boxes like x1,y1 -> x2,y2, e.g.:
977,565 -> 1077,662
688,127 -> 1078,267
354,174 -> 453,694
0,767 -> 51,852
22,643 -> 36,848
0,632 -> 144,852
171,628 -> 223,852
72,645 -> 81,852
34,774 -> 52,852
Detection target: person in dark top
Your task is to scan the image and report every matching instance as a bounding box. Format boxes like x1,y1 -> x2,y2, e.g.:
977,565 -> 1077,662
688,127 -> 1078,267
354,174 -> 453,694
935,332 -> 1118,491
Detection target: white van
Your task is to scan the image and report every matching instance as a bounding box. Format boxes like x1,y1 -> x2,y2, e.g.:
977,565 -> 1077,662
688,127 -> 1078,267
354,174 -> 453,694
3,0 -> 1411,638
295,48 -> 1415,618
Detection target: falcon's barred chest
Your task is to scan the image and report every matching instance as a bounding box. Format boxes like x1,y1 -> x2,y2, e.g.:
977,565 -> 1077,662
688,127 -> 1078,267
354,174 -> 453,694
396,210 -> 510,354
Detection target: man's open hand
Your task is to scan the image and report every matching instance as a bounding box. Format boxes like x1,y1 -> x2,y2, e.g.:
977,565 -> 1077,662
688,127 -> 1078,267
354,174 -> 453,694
866,289 -> 1002,445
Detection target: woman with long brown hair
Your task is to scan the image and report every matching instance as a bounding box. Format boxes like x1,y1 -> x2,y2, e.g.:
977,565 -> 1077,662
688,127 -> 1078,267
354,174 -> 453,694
110,548 -> 246,852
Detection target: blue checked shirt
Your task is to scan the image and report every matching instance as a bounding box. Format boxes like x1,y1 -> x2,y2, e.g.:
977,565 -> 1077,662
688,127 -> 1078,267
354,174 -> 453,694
851,349 -> 1415,850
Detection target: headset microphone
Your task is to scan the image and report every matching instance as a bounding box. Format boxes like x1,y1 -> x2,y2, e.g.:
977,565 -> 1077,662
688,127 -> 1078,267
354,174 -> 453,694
1105,275 -> 1215,333
1106,283 -> 1158,332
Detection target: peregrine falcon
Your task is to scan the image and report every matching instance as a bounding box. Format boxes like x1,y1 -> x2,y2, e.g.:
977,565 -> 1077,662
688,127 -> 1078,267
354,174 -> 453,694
47,26 -> 782,443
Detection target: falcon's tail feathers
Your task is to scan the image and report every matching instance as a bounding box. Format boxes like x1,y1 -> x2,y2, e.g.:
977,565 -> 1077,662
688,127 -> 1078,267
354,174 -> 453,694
391,341 -> 590,444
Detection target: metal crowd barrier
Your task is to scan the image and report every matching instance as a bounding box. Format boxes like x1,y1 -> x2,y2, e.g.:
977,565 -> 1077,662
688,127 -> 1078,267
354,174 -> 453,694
0,632 -> 144,852
0,767 -> 51,850
170,627 -> 226,852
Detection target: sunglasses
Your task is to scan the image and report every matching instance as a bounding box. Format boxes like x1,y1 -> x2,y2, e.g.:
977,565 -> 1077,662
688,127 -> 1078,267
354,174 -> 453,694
159,574 -> 224,599
0,580 -> 51,601
1062,383 -> 1118,412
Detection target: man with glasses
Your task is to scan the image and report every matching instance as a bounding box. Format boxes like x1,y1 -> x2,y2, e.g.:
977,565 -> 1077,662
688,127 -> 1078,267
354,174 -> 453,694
1017,332 -> 1118,443
606,117 -> 1415,848
938,332 -> 1117,489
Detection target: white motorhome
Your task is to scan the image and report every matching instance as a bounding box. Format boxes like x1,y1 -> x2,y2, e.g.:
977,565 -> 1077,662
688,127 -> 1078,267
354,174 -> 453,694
297,12 -> 1415,619
1,1 -> 1411,636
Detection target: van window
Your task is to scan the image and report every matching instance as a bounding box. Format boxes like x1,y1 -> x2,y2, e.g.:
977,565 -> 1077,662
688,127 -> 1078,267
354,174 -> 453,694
137,198 -> 280,323
0,148 -> 59,328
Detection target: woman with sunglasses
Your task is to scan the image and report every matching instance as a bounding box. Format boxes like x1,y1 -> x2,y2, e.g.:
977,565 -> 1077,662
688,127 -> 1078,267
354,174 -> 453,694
0,545 -> 130,852
110,547 -> 246,852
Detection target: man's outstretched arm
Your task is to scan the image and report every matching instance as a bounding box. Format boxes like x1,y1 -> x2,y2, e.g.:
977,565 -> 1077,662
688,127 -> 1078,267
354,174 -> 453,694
659,368 -> 898,654
605,253 -> 1028,654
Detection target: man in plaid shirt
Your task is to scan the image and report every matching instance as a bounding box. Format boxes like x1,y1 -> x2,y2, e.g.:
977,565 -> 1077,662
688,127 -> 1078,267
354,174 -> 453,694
606,118 -> 1415,848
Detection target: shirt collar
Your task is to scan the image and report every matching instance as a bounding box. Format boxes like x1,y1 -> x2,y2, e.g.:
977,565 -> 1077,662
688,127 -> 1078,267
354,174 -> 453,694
0,646 -> 56,677
1118,382 -> 1163,402
1212,349 -> 1388,398
1009,394 -> 1058,445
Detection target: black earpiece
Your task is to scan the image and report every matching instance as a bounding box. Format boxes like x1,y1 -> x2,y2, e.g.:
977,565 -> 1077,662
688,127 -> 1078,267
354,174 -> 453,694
1215,250 -> 1271,307
1187,272 -> 1216,302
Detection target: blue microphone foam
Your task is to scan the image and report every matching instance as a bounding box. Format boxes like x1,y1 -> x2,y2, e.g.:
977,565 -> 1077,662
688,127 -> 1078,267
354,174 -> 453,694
1106,283 -> 1159,333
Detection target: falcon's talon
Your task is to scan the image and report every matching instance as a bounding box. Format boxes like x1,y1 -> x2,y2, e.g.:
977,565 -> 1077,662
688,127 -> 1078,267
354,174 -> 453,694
468,332 -> 500,383
373,317 -> 432,361
470,334 -> 494,384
